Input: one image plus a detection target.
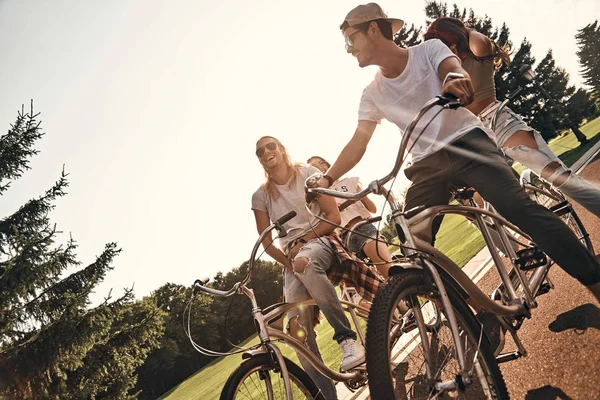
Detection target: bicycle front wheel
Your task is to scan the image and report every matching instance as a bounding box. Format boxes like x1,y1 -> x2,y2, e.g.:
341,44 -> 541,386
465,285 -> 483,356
366,269 -> 509,399
220,353 -> 323,400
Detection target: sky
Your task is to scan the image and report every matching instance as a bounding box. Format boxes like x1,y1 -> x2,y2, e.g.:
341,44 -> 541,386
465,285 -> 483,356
0,0 -> 597,305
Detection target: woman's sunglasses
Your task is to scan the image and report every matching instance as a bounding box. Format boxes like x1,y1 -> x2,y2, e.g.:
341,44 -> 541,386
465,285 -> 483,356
256,142 -> 278,158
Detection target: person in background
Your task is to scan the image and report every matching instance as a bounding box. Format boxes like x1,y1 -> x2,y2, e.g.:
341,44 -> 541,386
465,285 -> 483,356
424,16 -> 600,219
307,155 -> 393,279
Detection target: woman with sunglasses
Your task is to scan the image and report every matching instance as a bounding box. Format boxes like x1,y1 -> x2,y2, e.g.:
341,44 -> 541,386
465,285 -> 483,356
424,17 -> 600,218
251,136 -> 384,398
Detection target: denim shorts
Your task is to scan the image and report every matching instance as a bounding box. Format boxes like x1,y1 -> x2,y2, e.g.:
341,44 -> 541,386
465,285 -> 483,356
341,222 -> 379,255
479,101 -> 531,147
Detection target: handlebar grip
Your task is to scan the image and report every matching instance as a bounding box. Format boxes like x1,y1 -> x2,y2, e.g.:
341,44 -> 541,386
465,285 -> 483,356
437,93 -> 462,109
365,216 -> 382,224
276,211 -> 296,226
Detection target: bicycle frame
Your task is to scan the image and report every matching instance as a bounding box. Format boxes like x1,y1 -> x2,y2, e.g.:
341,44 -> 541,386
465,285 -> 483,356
193,212 -> 376,399
304,94 -> 559,386
239,285 -> 365,384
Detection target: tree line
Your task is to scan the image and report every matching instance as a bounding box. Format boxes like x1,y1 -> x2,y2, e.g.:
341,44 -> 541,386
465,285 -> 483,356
1,2 -> 598,399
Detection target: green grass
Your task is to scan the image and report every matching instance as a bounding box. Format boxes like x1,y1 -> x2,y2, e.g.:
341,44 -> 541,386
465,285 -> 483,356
159,116 -> 600,400
434,213 -> 487,267
160,296 -> 366,400
511,116 -> 600,175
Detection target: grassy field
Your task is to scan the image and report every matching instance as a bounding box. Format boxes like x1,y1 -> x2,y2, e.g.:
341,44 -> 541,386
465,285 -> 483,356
159,304 -> 365,400
160,116 -> 600,400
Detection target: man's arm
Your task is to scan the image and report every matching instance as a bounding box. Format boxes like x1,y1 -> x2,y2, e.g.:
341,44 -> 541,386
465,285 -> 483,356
253,209 -> 291,270
304,194 -> 341,241
318,120 -> 377,187
357,182 -> 377,213
287,194 -> 341,260
438,56 -> 475,106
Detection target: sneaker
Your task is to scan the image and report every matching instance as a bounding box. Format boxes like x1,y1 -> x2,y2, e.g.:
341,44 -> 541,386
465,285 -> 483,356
339,338 -> 366,371
476,311 -> 506,357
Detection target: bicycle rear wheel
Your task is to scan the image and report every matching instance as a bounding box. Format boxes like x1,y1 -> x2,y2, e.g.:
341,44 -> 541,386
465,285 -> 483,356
366,269 -> 509,399
220,353 -> 324,400
528,184 -> 593,253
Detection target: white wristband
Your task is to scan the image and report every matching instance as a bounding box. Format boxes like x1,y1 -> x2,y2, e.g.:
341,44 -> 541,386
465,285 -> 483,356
442,72 -> 465,86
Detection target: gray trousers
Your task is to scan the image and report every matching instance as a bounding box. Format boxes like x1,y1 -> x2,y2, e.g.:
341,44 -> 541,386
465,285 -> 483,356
283,238 -> 357,400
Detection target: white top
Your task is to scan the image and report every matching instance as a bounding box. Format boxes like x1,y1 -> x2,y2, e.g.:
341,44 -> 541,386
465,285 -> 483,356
358,39 -> 495,165
251,165 -> 323,250
330,177 -> 371,227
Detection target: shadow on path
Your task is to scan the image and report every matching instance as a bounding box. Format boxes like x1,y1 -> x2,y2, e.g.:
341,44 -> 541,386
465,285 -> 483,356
548,303 -> 600,333
525,385 -> 574,400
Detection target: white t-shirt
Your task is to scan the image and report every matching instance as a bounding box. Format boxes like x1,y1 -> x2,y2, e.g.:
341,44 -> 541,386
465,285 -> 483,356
358,39 -> 495,165
251,165 -> 323,250
330,177 -> 371,227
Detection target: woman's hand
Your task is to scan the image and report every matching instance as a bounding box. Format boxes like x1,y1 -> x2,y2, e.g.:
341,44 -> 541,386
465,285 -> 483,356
287,240 -> 304,264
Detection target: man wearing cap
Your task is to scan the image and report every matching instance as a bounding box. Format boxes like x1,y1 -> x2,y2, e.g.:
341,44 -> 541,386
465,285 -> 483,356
317,3 -> 600,325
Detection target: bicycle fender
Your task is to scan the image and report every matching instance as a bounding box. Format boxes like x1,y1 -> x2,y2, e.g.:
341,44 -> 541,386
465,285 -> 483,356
241,348 -> 268,360
389,262 -> 422,277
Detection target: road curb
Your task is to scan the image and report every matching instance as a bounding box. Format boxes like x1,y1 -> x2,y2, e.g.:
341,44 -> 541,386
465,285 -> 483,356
573,139 -> 600,174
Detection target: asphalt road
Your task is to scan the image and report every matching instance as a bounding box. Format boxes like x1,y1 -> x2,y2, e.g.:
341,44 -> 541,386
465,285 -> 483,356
481,154 -> 600,400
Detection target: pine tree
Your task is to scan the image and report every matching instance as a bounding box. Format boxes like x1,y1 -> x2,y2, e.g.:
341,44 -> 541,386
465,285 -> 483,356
422,2 -> 596,141
0,105 -> 165,399
575,20 -> 600,94
394,24 -> 422,48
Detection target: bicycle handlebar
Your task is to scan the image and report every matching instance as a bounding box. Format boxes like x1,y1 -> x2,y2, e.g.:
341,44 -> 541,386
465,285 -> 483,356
490,86 -> 523,132
306,94 -> 461,201
193,211 -> 297,296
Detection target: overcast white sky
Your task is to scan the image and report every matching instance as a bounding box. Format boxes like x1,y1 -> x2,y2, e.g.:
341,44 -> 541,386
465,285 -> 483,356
0,0 -> 597,305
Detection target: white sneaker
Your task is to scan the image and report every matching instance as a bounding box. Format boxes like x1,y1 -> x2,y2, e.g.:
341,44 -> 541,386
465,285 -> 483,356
339,338 -> 366,371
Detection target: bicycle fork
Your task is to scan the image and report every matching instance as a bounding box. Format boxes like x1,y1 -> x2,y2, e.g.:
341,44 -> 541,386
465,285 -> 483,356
395,215 -> 472,390
242,285 -> 295,400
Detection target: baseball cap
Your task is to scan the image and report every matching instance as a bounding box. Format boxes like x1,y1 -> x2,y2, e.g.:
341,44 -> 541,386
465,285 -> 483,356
341,3 -> 404,33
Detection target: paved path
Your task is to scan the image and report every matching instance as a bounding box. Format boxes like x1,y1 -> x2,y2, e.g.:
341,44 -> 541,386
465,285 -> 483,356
495,151 -> 600,400
336,144 -> 600,400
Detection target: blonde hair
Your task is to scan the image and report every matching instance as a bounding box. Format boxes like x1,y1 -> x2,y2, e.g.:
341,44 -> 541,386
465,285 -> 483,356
256,136 -> 302,200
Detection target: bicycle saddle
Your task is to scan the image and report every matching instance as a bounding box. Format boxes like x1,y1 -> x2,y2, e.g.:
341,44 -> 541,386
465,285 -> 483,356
451,186 -> 476,201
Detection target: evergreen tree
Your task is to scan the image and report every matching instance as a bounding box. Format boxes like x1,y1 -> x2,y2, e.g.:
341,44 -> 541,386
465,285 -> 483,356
564,88 -> 599,124
575,20 -> 600,94
0,105 -> 165,399
135,260 -> 284,399
394,24 -> 422,48
423,2 -> 596,141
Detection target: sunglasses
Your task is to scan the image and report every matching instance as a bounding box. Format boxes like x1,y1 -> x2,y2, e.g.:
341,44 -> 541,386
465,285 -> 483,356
344,29 -> 362,50
256,142 -> 278,158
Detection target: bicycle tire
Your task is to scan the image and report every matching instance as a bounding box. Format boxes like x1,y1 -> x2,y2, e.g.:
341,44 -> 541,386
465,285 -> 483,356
220,353 -> 324,400
366,269 -> 509,399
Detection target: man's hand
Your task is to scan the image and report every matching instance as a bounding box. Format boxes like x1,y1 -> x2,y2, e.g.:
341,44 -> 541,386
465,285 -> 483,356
441,77 -> 474,106
316,177 -> 331,188
438,57 -> 474,106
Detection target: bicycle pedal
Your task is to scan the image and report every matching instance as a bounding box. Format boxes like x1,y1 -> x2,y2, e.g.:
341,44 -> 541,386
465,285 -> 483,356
549,200 -> 570,217
515,247 -> 547,271
496,351 -> 523,363
535,282 -> 552,296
